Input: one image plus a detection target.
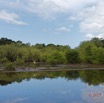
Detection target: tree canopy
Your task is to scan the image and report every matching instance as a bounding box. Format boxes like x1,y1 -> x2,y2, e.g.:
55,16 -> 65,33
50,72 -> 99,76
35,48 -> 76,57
0,37 -> 104,70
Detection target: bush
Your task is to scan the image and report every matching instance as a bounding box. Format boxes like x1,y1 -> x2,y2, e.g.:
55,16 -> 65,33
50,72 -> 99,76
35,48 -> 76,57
66,50 -> 79,64
47,51 -> 65,65
4,62 -> 15,71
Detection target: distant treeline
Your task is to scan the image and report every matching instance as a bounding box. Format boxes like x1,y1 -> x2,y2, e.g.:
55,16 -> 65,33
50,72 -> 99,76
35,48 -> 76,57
0,37 -> 104,70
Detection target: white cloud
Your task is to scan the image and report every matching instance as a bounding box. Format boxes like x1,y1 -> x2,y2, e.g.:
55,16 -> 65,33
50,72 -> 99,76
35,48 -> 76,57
24,0 -> 100,19
96,34 -> 104,38
0,0 -> 25,8
0,0 -> 104,36
4,97 -> 29,103
86,34 -> 95,38
80,1 -> 104,33
0,0 -> 100,19
57,26 -> 70,32
85,33 -> 104,39
81,22 -> 104,33
0,10 -> 27,25
43,26 -> 71,34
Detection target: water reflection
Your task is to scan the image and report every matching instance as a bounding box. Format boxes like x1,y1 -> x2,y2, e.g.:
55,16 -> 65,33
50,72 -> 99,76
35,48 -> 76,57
0,70 -> 104,86
82,87 -> 104,103
3,97 -> 29,103
0,70 -> 104,103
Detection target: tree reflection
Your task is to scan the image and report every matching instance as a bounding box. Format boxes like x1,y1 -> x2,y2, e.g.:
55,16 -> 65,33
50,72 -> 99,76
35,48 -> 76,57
0,70 -> 104,86
79,70 -> 104,85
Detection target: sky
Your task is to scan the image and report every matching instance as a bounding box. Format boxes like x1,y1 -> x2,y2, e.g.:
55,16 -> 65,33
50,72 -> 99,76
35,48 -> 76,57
0,0 -> 104,48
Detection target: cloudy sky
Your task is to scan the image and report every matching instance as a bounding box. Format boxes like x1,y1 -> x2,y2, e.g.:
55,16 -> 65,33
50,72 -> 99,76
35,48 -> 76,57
0,0 -> 104,48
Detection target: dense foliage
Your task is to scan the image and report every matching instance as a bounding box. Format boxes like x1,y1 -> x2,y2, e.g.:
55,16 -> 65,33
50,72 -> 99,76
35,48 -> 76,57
0,37 -> 104,70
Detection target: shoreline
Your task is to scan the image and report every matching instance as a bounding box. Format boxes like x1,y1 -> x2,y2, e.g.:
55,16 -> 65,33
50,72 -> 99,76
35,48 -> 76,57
0,66 -> 104,73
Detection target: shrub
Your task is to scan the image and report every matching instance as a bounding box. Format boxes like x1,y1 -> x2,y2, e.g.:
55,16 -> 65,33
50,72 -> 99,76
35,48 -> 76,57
4,62 -> 15,71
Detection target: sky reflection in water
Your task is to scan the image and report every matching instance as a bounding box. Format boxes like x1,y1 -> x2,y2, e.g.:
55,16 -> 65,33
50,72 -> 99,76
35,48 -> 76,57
0,70 -> 104,103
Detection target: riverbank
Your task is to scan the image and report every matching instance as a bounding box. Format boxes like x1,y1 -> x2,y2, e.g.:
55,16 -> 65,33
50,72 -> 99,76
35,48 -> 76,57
0,64 -> 104,73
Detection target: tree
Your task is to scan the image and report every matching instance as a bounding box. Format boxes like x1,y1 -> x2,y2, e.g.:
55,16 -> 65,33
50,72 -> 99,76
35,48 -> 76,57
92,47 -> 104,64
91,38 -> 104,47
66,49 -> 79,64
47,51 -> 65,65
0,38 -> 15,45
77,41 -> 95,63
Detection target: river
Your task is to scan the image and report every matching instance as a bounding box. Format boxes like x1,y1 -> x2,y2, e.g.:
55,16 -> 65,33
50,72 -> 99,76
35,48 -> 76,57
0,70 -> 104,103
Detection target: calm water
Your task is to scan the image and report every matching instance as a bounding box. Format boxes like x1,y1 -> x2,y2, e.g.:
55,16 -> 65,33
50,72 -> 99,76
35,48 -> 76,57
0,70 -> 104,103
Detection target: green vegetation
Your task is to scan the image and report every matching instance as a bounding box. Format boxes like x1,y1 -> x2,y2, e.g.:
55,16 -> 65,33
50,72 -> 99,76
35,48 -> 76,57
0,37 -> 104,70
